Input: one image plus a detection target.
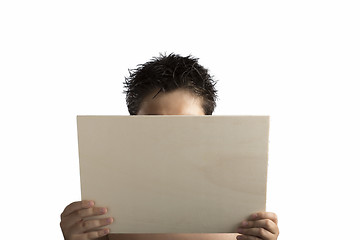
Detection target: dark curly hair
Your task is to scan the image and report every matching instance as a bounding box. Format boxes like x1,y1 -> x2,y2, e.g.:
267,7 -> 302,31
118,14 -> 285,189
123,53 -> 218,115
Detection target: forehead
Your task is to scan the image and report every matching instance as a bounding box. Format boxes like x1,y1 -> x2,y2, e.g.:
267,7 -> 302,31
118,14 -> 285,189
137,89 -> 205,115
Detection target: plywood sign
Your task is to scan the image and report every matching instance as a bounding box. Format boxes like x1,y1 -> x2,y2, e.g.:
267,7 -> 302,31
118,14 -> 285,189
77,116 -> 269,234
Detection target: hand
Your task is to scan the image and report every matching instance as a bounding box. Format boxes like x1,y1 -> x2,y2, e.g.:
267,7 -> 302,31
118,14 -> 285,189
60,200 -> 114,240
236,212 -> 279,240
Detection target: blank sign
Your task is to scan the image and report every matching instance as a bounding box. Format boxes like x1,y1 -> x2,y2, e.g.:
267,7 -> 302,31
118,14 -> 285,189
77,116 -> 269,234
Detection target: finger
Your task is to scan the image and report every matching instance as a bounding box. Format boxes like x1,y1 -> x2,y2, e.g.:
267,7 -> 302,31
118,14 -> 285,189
62,207 -> 108,229
239,219 -> 278,234
75,217 -> 114,233
73,228 -> 110,240
61,200 -> 95,218
248,212 -> 278,225
76,207 -> 108,219
237,227 -> 273,240
236,234 -> 261,240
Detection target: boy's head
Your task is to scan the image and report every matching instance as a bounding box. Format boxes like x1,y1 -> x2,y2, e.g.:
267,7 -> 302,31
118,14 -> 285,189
123,53 -> 218,115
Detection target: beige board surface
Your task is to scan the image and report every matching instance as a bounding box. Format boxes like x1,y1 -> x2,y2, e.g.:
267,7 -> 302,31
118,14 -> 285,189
77,116 -> 269,234
107,233 -> 240,240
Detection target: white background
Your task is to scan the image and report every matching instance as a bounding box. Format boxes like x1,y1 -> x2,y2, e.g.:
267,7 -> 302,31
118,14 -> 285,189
1,1 -> 359,239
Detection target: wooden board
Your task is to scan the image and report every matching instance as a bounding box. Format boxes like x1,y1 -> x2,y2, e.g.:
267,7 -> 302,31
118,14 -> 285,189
77,116 -> 269,233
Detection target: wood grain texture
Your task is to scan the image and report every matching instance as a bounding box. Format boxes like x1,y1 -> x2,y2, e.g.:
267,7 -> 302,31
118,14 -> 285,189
77,116 -> 269,234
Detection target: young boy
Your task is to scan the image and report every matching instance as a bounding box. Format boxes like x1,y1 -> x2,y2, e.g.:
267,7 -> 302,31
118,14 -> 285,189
60,53 -> 280,240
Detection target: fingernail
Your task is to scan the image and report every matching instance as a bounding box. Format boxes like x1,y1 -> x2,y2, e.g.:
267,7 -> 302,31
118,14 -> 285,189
85,201 -> 94,207
103,228 -> 109,234
237,228 -> 243,233
107,217 -> 113,224
241,221 -> 248,227
236,235 -> 243,240
251,213 -> 257,219
101,208 -> 107,213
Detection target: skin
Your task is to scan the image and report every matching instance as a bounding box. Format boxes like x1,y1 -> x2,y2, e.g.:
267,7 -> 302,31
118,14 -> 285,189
60,89 -> 279,240
137,88 -> 205,115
